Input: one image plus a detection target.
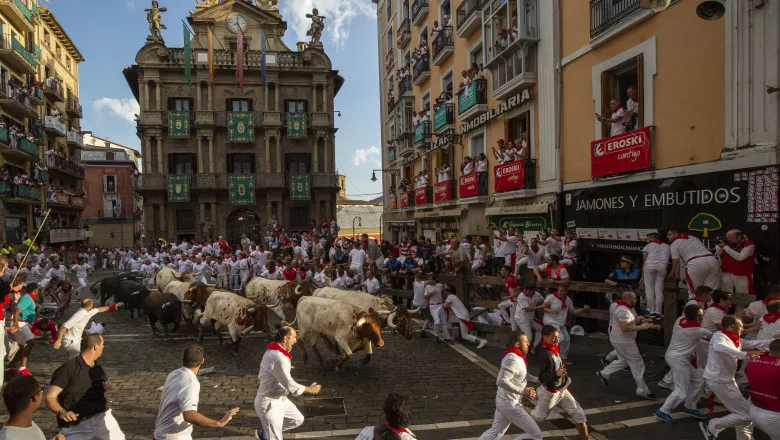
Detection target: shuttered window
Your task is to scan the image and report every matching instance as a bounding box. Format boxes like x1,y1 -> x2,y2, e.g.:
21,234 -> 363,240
600,70 -> 615,139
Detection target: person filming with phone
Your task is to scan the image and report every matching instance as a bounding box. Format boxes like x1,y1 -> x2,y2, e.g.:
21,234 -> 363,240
715,229 -> 755,296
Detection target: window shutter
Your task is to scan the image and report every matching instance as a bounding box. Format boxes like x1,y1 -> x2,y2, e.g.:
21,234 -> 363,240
103,175 -> 108,193
601,70 -> 615,138
636,54 -> 644,128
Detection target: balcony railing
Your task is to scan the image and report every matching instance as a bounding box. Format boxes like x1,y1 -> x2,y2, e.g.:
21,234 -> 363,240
66,96 -> 83,117
456,0 -> 485,37
493,159 -> 536,193
9,36 -> 35,69
0,85 -> 39,117
387,96 -> 395,114
398,77 -> 412,96
433,103 -> 454,132
388,147 -> 397,164
412,55 -> 430,85
43,79 -> 65,102
434,179 -> 456,203
413,121 -> 431,146
0,182 -> 41,202
397,19 -> 411,48
67,130 -> 84,148
458,79 -> 487,115
398,190 -> 414,208
590,0 -> 641,39
312,172 -> 339,187
44,115 -> 66,137
414,185 -> 432,205
162,48 -> 308,71
411,0 -> 429,25
45,153 -> 85,179
458,172 -> 488,198
431,25 -> 454,64
19,137 -> 37,156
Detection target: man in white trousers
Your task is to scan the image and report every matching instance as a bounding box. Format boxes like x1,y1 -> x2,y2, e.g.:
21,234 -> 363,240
745,339 -> 780,440
53,298 -> 122,359
597,291 -> 659,400
479,331 -> 542,440
514,282 -> 544,352
69,258 -> 91,300
540,286 -> 589,364
424,274 -> 452,343
530,325 -> 588,438
498,265 -> 520,330
654,304 -> 712,424
700,315 -> 776,440
443,285 -> 488,348
254,326 -> 322,440
642,232 -> 670,317
667,228 -> 720,295
716,229 -> 755,296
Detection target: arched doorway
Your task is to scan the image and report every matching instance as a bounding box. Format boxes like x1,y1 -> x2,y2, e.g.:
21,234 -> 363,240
226,210 -> 262,247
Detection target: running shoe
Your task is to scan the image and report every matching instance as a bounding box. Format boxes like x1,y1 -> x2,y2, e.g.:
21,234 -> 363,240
600,357 -> 610,368
658,378 -> 675,391
637,392 -> 658,401
477,339 -> 488,349
681,407 -> 707,420
596,371 -> 609,387
699,421 -> 715,440
654,409 -> 677,425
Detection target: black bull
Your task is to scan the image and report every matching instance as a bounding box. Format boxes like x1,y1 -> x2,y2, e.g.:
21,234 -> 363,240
90,272 -> 144,306
143,292 -> 182,337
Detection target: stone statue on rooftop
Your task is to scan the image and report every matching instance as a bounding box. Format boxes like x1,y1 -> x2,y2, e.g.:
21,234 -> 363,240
145,0 -> 167,40
306,8 -> 326,44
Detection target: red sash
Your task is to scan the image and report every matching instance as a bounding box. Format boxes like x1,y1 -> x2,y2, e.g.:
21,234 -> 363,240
718,328 -> 741,349
762,312 -> 780,325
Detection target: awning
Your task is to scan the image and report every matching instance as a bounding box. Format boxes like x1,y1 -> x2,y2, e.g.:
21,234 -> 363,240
485,197 -> 554,216
414,207 -> 464,219
386,220 -> 417,227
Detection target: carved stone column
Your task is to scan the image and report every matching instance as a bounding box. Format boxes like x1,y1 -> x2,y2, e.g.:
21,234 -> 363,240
208,136 -> 215,173
156,137 -> 164,173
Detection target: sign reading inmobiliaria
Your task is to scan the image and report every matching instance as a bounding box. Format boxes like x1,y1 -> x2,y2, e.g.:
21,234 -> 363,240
494,161 -> 526,193
434,181 -> 453,202
415,187 -> 427,205
591,126 -> 652,178
459,173 -> 479,198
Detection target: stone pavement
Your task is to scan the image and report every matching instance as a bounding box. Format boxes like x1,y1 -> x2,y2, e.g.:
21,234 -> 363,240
3,271 -> 770,439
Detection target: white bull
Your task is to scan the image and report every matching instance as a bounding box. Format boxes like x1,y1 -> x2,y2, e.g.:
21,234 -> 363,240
245,278 -> 316,321
164,280 -> 195,322
156,267 -> 192,292
198,291 -> 278,356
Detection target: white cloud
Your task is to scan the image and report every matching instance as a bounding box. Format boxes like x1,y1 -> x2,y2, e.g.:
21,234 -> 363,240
281,0 -> 375,46
92,98 -> 140,124
352,145 -> 381,166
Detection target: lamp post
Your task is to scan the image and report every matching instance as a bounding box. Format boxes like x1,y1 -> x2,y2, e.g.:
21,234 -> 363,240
370,168 -> 401,182
352,216 -> 362,241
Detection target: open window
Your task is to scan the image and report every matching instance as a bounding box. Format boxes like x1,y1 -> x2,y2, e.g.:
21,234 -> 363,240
168,98 -> 192,111
600,54 -> 643,138
506,109 -> 532,158
168,153 -> 197,174
227,153 -> 255,174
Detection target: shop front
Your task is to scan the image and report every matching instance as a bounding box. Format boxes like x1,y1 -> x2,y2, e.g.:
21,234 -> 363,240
414,208 -> 464,242
563,166 -> 780,291
385,220 -> 418,243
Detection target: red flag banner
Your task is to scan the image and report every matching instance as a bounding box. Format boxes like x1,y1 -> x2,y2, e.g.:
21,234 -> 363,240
434,181 -> 453,203
415,187 -> 427,205
494,161 -> 526,193
590,126 -> 653,178
459,173 -> 478,198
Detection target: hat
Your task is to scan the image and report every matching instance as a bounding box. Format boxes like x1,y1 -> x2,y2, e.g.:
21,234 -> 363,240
620,255 -> 634,264
24,283 -> 38,293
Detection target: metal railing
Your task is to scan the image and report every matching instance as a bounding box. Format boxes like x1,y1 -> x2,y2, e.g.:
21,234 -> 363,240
398,76 -> 412,95
397,19 -> 411,46
412,55 -> 430,83
456,0 -> 485,30
411,0 -> 428,23
312,172 -> 339,187
66,96 -> 82,116
45,153 -> 85,179
162,48 -> 307,70
590,0 -> 641,38
458,79 -> 488,114
433,103 -> 454,132
432,25 -> 454,60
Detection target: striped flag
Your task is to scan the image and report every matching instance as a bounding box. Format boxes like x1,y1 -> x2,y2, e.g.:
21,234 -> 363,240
208,26 -> 214,85
260,24 -> 267,89
236,26 -> 244,89
183,23 -> 191,85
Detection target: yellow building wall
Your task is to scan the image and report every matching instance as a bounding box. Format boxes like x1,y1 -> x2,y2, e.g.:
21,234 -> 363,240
561,2 -> 725,184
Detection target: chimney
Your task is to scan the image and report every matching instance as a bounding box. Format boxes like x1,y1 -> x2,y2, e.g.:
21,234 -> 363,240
338,174 -> 346,199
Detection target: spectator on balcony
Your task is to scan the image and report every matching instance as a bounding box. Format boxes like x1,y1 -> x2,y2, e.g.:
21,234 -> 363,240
596,100 -> 627,137
474,63 -> 486,81
415,171 -> 428,189
431,20 -> 441,42
419,40 -> 428,57
461,157 -> 474,175
625,86 -> 640,130
517,133 -> 529,158
495,29 -> 509,54
412,111 -> 420,126
475,153 -> 489,173
510,16 -> 519,42
437,163 -> 451,182
492,139 -> 513,164
11,172 -> 22,198
421,109 -> 430,122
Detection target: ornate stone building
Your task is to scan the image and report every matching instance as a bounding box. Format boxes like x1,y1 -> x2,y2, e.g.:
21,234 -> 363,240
124,0 -> 342,244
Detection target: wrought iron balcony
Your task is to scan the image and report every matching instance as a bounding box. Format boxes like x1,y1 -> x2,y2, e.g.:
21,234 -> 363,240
66,96 -> 83,118
433,103 -> 455,134
0,34 -> 36,74
458,79 -> 488,121
0,1 -> 34,34
0,86 -> 39,119
590,0 -> 641,39
456,0 -> 485,38
413,121 -> 431,147
398,76 -> 412,96
135,173 -> 167,192
397,19 -> 411,48
493,158 -> 536,193
385,48 -> 395,73
411,0 -> 429,25
43,80 -> 65,102
432,25 -> 454,66
67,130 -> 84,148
45,153 -> 85,180
0,129 -> 41,160
412,55 -> 430,85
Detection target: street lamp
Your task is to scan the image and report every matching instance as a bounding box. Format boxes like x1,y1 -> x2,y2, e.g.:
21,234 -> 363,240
352,216 -> 362,240
370,168 -> 401,182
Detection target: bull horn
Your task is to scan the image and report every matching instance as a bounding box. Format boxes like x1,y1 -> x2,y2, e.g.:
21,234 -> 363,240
386,311 -> 398,329
377,310 -> 393,317
247,307 -> 256,313
267,300 -> 281,309
131,291 -> 141,296
241,325 -> 255,336
408,307 -> 422,314
182,299 -> 193,304
295,285 -> 303,295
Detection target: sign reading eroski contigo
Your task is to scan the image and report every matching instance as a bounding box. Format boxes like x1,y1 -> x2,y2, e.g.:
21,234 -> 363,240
460,89 -> 532,134
590,126 -> 653,178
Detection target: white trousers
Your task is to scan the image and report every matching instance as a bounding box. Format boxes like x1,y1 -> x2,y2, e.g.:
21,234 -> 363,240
643,263 -> 667,314
62,337 -> 81,359
516,320 -> 542,349
684,256 -> 721,293
530,387 -> 587,424
472,259 -> 483,272
60,409 -> 125,440
514,257 -> 528,277
254,395 -> 305,440
479,398 -> 543,440
76,277 -> 88,299
458,320 -> 479,345
750,405 -> 780,440
659,359 -> 704,414
499,300 -> 517,330
600,341 -> 650,395
721,272 -> 750,295
706,379 -> 753,440
605,350 -> 618,362
350,265 -> 364,283
429,304 -> 451,340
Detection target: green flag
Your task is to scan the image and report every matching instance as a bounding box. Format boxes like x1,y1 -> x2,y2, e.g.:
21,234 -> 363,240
289,174 -> 311,200
168,175 -> 190,202
228,111 -> 255,142
168,111 -> 190,138
229,174 -> 255,205
183,23 -> 192,86
286,114 -> 307,139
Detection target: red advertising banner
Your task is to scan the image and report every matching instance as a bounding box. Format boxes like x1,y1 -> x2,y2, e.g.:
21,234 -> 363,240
389,196 -> 397,209
459,173 -> 479,198
590,126 -> 652,178
399,191 -> 410,207
494,160 -> 526,193
415,187 -> 428,205
434,181 -> 453,203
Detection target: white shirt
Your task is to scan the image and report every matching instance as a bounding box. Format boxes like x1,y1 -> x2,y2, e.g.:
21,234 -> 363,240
757,315 -> 780,341
154,367 -> 200,439
0,422 -> 46,440
349,249 -> 367,268
364,277 -> 380,294
704,331 -> 771,383
526,246 -> 546,268
610,107 -> 626,136
62,308 -> 100,341
702,306 -> 727,332
444,294 -> 470,322
562,239 -> 578,260
329,277 -> 345,289
177,260 -> 192,273
642,241 -> 671,266
355,427 -> 416,440
256,348 -> 305,399
609,304 -> 638,343
45,266 -> 66,281
670,235 -> 712,264
503,235 -> 518,255
537,263 -> 569,280
425,284 -> 443,304
745,299 -> 773,321
412,281 -> 427,307
473,244 -> 486,260
141,262 -> 159,278
665,317 -> 713,363
70,263 -> 90,279
515,291 -> 543,325
130,258 -> 143,272
496,352 -> 536,404
542,293 -> 571,327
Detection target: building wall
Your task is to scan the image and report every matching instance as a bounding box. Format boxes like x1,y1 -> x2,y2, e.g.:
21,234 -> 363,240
88,222 -> 135,248
82,165 -> 137,219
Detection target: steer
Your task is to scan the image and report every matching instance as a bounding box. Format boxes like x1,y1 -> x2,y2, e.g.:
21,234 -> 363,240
91,272 -> 144,306
164,280 -> 198,323
283,296 -> 386,371
143,292 -> 182,337
156,267 -> 192,292
198,291 -> 277,356
245,278 -> 316,321
183,284 -> 219,322
113,279 -> 150,321
313,287 -> 421,340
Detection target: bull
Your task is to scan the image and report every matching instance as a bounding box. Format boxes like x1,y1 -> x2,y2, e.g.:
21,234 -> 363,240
112,279 -> 150,321
313,287 -> 421,340
164,280 -> 198,322
283,296 -> 387,371
90,272 -> 144,306
198,291 -> 278,356
245,278 -> 316,321
156,267 -> 192,292
183,284 -> 219,322
143,292 -> 182,337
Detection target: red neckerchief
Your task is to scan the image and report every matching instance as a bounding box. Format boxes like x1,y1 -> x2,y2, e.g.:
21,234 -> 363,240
679,318 -> 701,328
676,234 -> 689,239
266,342 -> 292,359
530,245 -> 539,253
693,297 -> 710,310
386,420 -> 410,434
718,328 -> 741,348
630,97 -> 638,103
763,312 -> 780,325
553,290 -> 567,308
504,347 -> 528,365
541,341 -> 560,357
763,296 -> 780,304
615,300 -> 632,309
653,240 -> 664,245
710,303 -> 728,313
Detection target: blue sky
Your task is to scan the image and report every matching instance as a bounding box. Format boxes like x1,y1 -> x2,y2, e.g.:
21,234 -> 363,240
45,0 -> 382,200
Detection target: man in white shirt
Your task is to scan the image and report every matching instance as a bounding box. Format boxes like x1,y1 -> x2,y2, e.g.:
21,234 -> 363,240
757,301 -> 780,341
667,228 -> 720,296
443,285 -> 488,348
596,99 -> 627,137
561,229 -> 577,267
743,286 -> 780,325
69,258 -> 91,300
424,276 -> 451,343
716,229 -> 756,296
255,327 -> 322,440
0,375 -> 53,440
514,282 -> 544,351
597,291 -> 660,400
348,243 -> 367,282
479,332 -> 542,440
701,315 -> 775,440
53,298 -> 121,359
363,271 -> 380,296
355,393 -> 415,440
141,259 -> 160,288
471,236 -> 486,272
154,345 -> 238,439
642,232 -> 671,317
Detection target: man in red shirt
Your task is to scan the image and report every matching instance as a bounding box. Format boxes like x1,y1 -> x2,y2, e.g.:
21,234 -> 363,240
745,339 -> 780,439
716,229 -> 755,296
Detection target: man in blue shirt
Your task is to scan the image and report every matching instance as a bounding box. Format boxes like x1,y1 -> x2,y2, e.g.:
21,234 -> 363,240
385,255 -> 404,291
605,256 -> 642,290
401,258 -> 421,309
9,283 -> 40,376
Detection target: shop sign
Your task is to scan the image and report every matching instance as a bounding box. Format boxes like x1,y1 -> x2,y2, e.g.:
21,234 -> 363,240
434,181 -> 453,203
497,216 -> 547,232
460,89 -> 532,134
459,173 -> 478,198
422,136 -> 451,155
415,187 -> 428,205
399,191 -> 411,208
485,201 -> 551,216
401,152 -> 419,166
494,160 -> 526,193
591,126 -> 653,178
414,208 -> 463,219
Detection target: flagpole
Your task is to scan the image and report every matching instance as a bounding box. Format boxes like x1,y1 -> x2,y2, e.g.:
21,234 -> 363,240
11,208 -> 52,286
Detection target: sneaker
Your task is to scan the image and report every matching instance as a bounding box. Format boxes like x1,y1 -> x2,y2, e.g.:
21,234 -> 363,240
698,421 -> 715,440
658,379 -> 675,391
597,371 -> 609,387
600,357 -> 610,368
443,339 -> 454,344
434,336 -> 442,344
654,409 -> 677,425
637,392 -> 658,401
477,339 -> 488,349
254,428 -> 266,440
681,407 -> 707,420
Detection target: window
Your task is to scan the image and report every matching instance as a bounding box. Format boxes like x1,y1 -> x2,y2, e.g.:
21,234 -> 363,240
285,153 -> 310,174
440,0 -> 451,22
469,44 -> 483,69
402,0 -> 410,20
43,30 -> 50,47
104,175 -> 117,193
169,98 -> 192,111
287,100 -> 307,113
420,26 -> 428,44
404,50 -> 411,66
469,131 -> 485,157
227,99 -> 252,112
388,74 -> 395,91
421,92 -> 430,111
600,55 -> 643,138
168,153 -> 197,174
227,153 -> 255,174
389,122 -> 395,140
290,207 -> 310,229
176,210 -> 196,232
387,28 -> 394,54
507,110 -> 532,158
442,71 -> 453,96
